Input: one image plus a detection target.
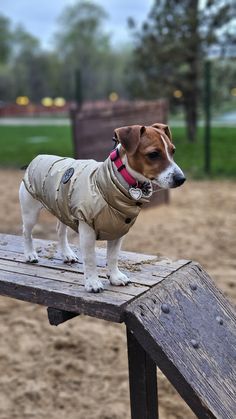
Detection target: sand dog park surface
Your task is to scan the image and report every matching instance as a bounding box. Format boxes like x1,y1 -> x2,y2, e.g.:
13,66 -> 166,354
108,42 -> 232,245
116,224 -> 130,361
0,169 -> 235,419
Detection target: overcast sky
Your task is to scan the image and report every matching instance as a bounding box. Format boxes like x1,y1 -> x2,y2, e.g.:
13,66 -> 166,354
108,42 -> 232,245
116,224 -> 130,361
0,0 -> 154,49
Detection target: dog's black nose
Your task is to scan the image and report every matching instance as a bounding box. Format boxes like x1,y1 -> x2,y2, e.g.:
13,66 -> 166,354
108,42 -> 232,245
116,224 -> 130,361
173,174 -> 186,187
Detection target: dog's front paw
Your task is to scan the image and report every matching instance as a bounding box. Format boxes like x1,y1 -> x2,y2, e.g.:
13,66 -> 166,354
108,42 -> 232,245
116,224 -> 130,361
25,251 -> 38,263
62,248 -> 79,263
108,270 -> 130,286
85,277 -> 104,293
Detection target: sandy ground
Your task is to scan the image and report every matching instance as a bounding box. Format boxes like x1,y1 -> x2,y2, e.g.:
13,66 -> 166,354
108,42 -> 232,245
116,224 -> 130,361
0,169 -> 235,419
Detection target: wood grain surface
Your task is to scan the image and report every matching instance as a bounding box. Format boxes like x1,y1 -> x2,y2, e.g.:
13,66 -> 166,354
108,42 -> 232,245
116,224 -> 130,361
0,234 -> 188,322
0,234 -> 235,418
125,262 -> 236,418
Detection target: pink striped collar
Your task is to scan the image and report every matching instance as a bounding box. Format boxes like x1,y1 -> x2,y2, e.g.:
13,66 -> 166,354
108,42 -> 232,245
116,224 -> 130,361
110,148 -> 142,188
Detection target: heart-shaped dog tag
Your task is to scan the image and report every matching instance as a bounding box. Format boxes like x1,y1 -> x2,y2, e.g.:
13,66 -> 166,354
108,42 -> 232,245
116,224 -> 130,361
129,187 -> 142,200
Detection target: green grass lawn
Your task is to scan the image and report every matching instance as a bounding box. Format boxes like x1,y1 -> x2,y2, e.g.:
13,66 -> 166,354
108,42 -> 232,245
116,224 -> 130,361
0,125 -> 73,167
0,124 -> 235,178
173,126 -> 236,178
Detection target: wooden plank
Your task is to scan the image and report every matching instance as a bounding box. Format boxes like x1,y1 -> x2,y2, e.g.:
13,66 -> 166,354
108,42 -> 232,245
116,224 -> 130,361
0,233 -> 190,321
127,328 -> 158,419
0,248 -> 154,287
0,258 -> 149,297
0,233 -> 190,287
0,233 -> 191,322
125,262 -> 236,418
1,234 -> 190,271
0,234 -> 156,266
0,269 -> 132,322
0,248 -> 190,288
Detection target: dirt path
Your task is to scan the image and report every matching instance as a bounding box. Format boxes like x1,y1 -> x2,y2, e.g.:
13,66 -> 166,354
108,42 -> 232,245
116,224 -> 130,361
0,170 -> 235,419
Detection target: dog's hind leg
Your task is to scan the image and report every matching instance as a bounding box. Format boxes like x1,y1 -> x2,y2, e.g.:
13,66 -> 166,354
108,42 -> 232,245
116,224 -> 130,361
19,181 -> 42,263
107,238 -> 130,286
57,221 -> 79,263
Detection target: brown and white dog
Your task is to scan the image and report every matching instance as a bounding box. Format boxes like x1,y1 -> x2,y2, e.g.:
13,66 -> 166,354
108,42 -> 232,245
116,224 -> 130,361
19,123 -> 185,292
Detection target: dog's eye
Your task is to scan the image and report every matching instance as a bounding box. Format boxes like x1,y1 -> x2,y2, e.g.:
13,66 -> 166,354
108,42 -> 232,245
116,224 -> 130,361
147,151 -> 161,160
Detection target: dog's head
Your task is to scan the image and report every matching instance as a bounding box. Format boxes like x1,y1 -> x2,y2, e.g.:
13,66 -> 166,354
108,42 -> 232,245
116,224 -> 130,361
114,123 -> 186,189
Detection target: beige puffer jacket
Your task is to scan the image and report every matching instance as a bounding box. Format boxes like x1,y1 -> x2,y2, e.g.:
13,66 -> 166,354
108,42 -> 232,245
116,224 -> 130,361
23,154 -> 151,240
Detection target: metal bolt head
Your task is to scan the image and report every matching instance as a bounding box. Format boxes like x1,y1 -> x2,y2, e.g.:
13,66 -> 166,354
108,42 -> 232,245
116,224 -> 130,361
190,283 -> 197,291
191,339 -> 199,349
216,316 -> 223,325
161,303 -> 170,314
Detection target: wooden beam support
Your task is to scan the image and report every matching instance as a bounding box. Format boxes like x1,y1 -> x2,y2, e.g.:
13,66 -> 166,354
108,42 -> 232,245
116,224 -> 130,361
127,327 -> 158,419
125,263 -> 236,418
47,307 -> 79,326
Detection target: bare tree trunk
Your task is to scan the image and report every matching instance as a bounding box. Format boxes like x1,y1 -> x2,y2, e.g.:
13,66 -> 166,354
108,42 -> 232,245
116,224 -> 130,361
184,91 -> 198,142
183,0 -> 199,142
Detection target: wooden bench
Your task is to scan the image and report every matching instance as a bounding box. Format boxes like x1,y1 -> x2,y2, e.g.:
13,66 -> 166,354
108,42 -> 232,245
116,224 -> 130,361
0,233 -> 235,418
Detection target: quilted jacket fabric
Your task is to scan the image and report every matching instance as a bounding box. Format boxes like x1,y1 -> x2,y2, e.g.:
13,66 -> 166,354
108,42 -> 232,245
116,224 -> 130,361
23,154 -> 151,240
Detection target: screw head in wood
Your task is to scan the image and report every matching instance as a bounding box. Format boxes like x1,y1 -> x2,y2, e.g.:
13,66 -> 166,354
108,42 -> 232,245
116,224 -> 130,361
216,316 -> 223,325
161,303 -> 170,314
139,305 -> 145,316
191,339 -> 199,349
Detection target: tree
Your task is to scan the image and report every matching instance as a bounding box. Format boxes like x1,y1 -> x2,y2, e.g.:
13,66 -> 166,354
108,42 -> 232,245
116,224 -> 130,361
54,0 -> 111,100
128,0 -> 236,141
9,25 -> 62,101
0,7 -> 131,104
10,25 -> 40,98
0,15 -> 13,101
0,15 -> 12,64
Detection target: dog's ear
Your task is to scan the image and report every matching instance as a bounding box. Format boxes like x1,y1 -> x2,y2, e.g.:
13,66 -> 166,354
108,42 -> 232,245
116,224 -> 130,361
152,123 -> 172,142
114,125 -> 146,155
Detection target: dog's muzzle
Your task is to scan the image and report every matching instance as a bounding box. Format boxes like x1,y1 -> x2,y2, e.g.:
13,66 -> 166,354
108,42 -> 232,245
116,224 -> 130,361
153,162 -> 186,189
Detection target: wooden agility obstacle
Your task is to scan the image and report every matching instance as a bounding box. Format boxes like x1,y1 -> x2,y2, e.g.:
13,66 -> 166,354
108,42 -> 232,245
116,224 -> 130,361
0,233 -> 235,418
